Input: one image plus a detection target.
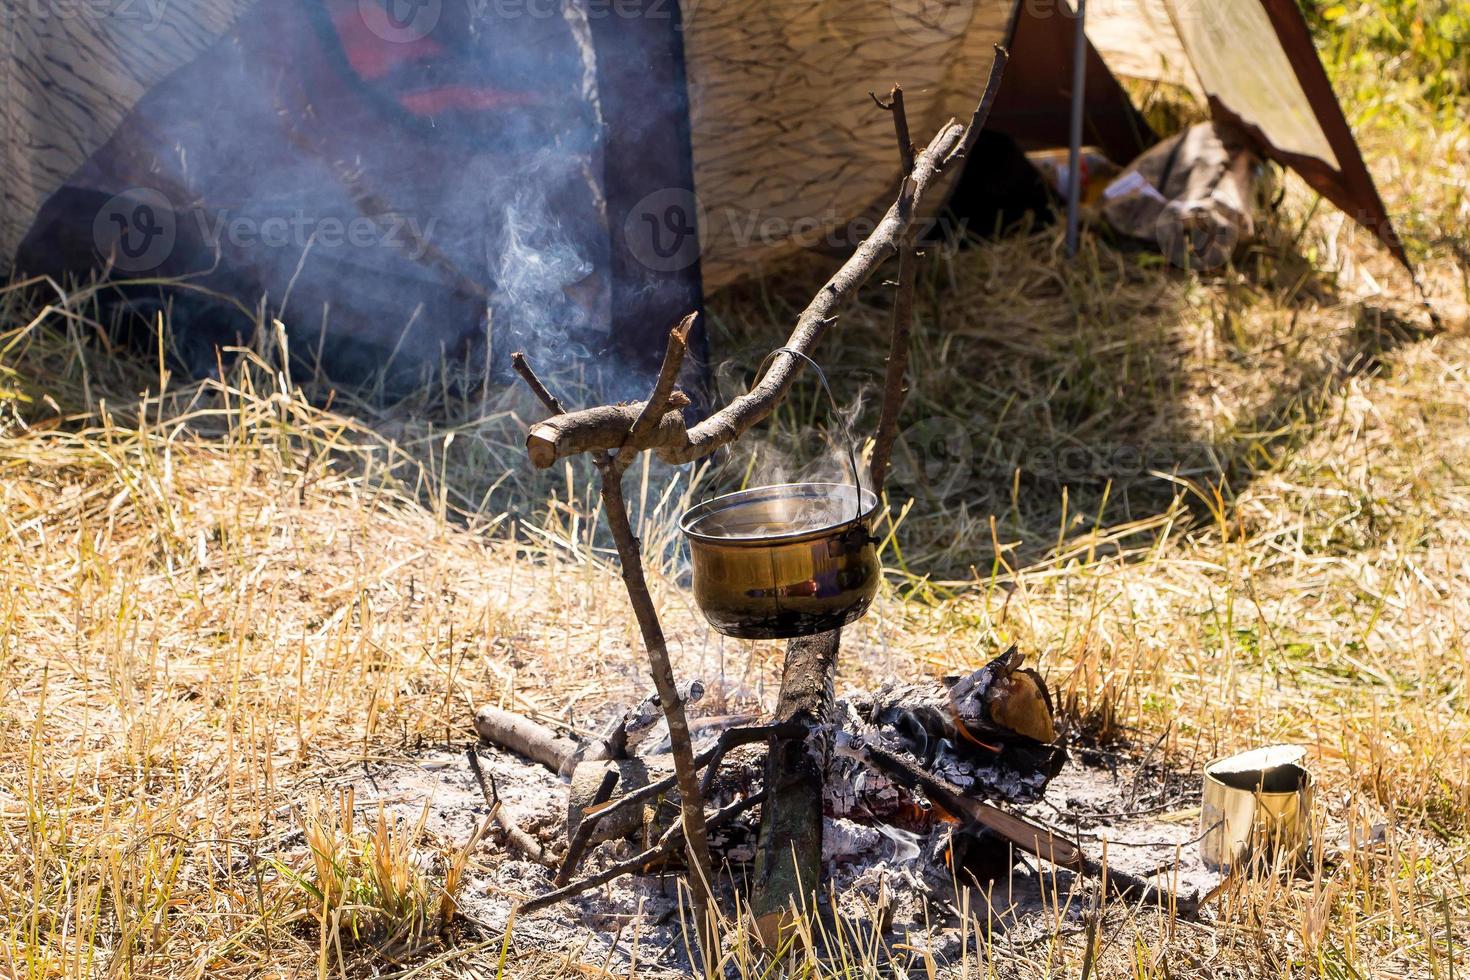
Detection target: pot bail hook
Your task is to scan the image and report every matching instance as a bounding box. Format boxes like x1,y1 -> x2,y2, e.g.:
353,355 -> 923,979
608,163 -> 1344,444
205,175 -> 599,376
753,346 -> 865,526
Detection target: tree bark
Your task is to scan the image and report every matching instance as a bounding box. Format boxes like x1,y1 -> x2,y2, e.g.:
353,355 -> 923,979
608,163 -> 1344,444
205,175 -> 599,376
752,629 -> 840,944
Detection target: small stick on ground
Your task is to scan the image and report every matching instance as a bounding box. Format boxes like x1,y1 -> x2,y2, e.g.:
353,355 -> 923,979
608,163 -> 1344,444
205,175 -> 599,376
520,792 -> 765,915
473,705 -> 579,773
467,745 -> 551,865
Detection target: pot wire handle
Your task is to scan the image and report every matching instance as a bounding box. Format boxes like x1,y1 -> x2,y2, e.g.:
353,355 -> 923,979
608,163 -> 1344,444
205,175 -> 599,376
755,346 -> 865,526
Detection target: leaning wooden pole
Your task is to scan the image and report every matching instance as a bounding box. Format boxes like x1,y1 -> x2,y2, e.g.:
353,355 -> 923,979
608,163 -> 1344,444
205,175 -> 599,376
751,55 -> 1009,941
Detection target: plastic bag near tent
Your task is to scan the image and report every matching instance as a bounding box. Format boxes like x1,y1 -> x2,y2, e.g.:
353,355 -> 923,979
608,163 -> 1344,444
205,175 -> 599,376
1101,122 -> 1273,270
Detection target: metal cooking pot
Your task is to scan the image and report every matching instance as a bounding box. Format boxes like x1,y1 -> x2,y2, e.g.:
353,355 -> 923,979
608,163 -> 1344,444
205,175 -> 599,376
680,482 -> 881,639
678,348 -> 882,640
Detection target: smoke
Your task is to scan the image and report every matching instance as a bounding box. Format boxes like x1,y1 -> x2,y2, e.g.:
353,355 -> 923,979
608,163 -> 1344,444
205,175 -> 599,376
712,355 -> 878,500
488,149 -> 609,376
16,0 -> 623,394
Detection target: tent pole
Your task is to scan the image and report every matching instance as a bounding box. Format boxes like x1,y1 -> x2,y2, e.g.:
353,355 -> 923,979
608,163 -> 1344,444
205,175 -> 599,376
1065,0 -> 1087,257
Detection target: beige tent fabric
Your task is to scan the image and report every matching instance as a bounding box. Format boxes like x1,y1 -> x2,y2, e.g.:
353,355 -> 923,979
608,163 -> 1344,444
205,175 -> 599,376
0,1 -> 252,266
1086,0 -> 1337,169
1085,0 -> 1201,93
1164,0 -> 1338,169
681,0 -> 1011,287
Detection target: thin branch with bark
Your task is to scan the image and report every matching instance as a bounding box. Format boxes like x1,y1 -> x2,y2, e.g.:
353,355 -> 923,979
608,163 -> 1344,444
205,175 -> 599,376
523,48 -> 1009,471
525,122 -> 958,468
944,45 -> 1012,169
511,351 -> 567,416
592,312 -> 718,963
869,82 -> 919,494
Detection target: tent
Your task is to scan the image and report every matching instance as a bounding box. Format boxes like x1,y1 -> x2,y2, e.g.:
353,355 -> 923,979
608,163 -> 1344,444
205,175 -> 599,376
2,0 -> 1402,389
680,0 -> 1404,283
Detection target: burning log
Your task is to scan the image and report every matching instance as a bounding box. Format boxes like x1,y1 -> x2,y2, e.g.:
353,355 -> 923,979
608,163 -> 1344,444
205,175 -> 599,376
584,679 -> 707,763
833,734 -> 1201,917
561,654 -> 1063,851
852,647 -> 1057,747
837,648 -> 1066,811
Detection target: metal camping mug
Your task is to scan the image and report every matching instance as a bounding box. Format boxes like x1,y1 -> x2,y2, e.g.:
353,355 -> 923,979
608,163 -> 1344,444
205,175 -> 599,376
1199,744 -> 1314,872
678,349 -> 882,640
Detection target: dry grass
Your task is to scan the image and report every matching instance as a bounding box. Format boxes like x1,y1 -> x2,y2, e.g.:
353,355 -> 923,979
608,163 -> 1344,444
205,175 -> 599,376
3,5 -> 1470,977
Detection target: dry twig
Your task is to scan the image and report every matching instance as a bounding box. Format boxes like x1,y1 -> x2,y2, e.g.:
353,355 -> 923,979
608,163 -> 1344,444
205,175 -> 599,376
510,351 -> 567,415
467,745 -> 551,865
870,81 -> 919,494
520,793 -> 765,915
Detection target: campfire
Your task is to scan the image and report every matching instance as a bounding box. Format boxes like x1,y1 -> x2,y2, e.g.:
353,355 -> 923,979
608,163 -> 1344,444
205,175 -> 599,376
476,50 -> 1195,965
471,646 -> 1196,927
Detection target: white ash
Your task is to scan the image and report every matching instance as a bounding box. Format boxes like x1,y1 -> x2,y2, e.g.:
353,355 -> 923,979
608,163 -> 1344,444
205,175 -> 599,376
321,715 -> 1221,969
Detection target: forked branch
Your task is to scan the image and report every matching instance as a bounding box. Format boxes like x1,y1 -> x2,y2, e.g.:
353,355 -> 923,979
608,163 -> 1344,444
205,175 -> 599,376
523,46 -> 1010,471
